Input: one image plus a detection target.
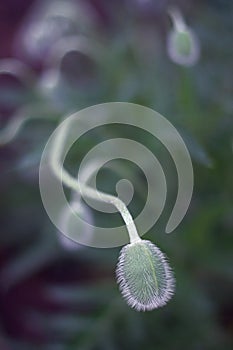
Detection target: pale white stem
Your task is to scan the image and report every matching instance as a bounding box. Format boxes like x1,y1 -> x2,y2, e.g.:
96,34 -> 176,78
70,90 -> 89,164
168,6 -> 187,32
50,119 -> 141,244
0,106 -> 58,145
0,114 -> 27,145
0,58 -> 35,86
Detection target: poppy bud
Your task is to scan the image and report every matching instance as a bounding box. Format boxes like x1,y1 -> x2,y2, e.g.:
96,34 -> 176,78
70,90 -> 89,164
116,239 -> 175,311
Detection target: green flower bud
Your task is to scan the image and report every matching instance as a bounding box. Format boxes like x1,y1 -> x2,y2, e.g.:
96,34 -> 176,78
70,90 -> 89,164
173,30 -> 192,56
167,7 -> 200,66
116,239 -> 175,311
167,28 -> 200,66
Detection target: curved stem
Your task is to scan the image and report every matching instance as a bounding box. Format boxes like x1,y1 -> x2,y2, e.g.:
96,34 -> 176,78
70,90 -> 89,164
50,119 -> 141,244
168,6 -> 187,32
0,113 -> 27,145
0,58 -> 36,86
0,106 -> 59,146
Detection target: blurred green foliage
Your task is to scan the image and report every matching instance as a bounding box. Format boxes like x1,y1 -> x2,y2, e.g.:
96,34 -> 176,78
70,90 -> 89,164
0,1 -> 232,349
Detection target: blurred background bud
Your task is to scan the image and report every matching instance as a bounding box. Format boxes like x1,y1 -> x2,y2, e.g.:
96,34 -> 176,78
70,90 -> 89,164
167,6 -> 200,66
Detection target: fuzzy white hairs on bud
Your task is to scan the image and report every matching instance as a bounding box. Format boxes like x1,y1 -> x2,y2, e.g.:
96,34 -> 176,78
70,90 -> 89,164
116,240 -> 175,311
